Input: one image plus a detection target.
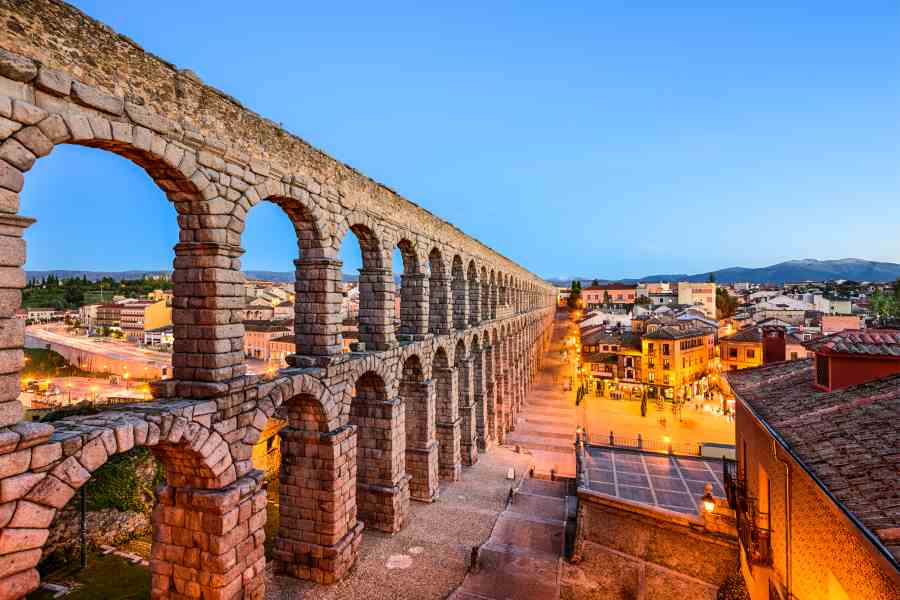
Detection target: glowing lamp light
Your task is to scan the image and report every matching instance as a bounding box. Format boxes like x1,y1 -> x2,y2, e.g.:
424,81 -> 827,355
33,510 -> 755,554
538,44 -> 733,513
702,482 -> 716,513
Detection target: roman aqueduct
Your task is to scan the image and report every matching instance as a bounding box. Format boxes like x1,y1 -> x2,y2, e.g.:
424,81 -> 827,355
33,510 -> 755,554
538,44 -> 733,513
0,1 -> 557,598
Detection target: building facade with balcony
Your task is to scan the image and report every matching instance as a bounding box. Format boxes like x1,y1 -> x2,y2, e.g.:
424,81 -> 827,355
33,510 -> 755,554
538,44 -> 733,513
641,326 -> 714,401
581,283 -> 637,310
725,330 -> 900,600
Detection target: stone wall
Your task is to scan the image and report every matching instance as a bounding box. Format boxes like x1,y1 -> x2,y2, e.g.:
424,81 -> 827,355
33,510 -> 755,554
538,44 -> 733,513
44,506 -> 149,558
563,489 -> 739,600
0,1 -> 560,598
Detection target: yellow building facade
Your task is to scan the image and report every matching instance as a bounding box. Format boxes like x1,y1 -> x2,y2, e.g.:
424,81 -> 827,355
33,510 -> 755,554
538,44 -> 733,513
641,326 -> 714,401
143,298 -> 172,331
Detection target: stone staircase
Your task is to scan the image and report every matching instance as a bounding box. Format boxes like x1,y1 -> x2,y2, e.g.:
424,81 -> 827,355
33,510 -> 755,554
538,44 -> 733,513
452,477 -> 570,600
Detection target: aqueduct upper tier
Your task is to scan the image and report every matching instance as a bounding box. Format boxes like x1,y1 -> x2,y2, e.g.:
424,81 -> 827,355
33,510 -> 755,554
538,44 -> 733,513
0,1 -> 557,598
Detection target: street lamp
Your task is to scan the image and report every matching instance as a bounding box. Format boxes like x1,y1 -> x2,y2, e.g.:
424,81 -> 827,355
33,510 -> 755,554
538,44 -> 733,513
702,482 -> 715,513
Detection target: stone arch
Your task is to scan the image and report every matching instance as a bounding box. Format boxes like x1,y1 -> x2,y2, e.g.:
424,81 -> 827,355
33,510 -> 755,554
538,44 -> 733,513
451,255 -> 467,330
480,266 -> 490,322
340,219 -> 396,351
400,354 -> 439,502
453,338 -> 477,466
396,237 -> 428,338
467,260 -> 480,325
428,247 -> 451,335
489,269 -> 498,319
432,347 -> 461,481
349,370 -> 408,532
0,102 -> 253,402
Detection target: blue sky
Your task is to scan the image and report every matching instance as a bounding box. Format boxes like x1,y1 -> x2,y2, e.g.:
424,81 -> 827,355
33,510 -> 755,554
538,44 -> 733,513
20,1 -> 900,279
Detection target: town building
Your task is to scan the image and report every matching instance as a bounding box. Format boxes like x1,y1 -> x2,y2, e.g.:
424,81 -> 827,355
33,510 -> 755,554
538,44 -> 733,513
268,334 -> 295,368
641,326 -> 715,402
95,303 -> 122,332
821,314 -> 862,336
119,300 -> 154,341
274,301 -> 294,321
143,325 -> 174,349
721,328 -> 764,371
25,307 -> 55,323
78,303 -> 100,332
244,322 -> 293,361
677,282 -> 716,317
581,283 -> 637,310
557,287 -> 571,306
725,330 -> 900,600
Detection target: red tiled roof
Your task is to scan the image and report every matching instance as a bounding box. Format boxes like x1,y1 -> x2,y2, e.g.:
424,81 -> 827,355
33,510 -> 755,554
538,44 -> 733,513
803,329 -> 900,357
721,327 -> 763,343
726,361 -> 900,562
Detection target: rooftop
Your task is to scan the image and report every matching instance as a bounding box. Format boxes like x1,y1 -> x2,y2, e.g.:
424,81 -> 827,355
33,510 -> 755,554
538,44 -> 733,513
726,360 -> 900,561
643,326 -> 713,341
721,328 -> 763,343
803,329 -> 900,357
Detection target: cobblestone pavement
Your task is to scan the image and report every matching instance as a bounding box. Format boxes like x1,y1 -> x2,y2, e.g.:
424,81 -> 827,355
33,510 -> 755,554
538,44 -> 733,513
507,318 -> 577,477
451,477 -> 568,600
265,447 -> 532,600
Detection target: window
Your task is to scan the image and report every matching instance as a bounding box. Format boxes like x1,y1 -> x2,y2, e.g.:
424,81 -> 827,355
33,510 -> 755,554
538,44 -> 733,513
816,355 -> 829,387
790,352 -> 798,360
682,357 -> 686,368
728,348 -> 738,358
663,359 -> 670,370
648,372 -> 655,382
746,349 -> 755,359
662,344 -> 670,356
648,343 -> 655,353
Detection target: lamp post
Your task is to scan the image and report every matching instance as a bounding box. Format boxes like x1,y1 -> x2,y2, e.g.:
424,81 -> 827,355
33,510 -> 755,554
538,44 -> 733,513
702,482 -> 715,514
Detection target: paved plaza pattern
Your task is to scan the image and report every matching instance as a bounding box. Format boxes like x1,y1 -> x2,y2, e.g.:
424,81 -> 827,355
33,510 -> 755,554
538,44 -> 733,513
582,447 -> 726,515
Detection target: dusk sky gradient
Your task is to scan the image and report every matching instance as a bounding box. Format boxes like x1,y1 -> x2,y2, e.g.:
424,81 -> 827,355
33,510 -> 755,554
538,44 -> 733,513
20,1 -> 900,280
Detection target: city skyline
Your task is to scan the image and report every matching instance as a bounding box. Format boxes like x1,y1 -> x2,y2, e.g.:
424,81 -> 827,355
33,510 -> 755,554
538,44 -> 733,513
18,0 -> 900,278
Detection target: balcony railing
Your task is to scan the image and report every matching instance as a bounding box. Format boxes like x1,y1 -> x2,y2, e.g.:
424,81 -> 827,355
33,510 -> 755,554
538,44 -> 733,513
723,458 -> 773,567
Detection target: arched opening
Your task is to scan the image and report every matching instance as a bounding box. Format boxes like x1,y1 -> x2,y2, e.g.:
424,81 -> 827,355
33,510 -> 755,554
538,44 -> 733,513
340,225 -> 396,351
455,339 -> 477,466
471,336 -> 489,451
395,240 -> 427,339
19,143 -> 183,416
241,200 -> 300,380
350,370 -> 408,532
480,266 -> 489,322
467,261 -> 480,325
272,391 -> 360,582
400,355 -> 439,502
433,347 -> 461,481
489,270 -> 498,320
428,248 -> 450,335
451,255 -> 467,330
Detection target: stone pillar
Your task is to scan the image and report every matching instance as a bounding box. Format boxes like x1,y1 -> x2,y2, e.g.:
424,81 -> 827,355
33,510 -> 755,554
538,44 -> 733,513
484,346 -> 498,445
472,351 -> 490,452
481,279 -> 490,322
403,380 -> 439,502
398,272 -> 429,339
452,277 -> 468,331
292,257 -> 344,362
357,267 -> 398,351
273,424 -> 362,584
350,396 -> 409,533
457,357 -> 477,466
489,283 -> 498,320
0,215 -> 32,427
428,276 -> 452,335
434,366 -> 461,481
150,474 -> 267,600
170,240 -> 246,398
468,279 -> 480,325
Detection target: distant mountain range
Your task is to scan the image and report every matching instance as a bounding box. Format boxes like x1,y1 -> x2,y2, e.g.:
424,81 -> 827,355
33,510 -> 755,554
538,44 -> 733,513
548,259 -> 900,286
25,269 -> 360,284
27,258 -> 900,287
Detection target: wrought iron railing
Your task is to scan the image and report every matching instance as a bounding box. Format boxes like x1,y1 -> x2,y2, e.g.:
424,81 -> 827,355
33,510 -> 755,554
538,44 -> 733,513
723,458 -> 773,567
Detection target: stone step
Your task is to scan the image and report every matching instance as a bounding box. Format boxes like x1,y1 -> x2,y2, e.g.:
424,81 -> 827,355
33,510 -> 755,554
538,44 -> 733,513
520,477 -> 569,499
489,512 -> 565,557
509,492 -> 567,522
457,545 -> 559,600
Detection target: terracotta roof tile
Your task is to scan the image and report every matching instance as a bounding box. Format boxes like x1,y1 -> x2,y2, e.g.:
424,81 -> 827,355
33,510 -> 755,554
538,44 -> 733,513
803,329 -> 900,357
726,361 -> 900,561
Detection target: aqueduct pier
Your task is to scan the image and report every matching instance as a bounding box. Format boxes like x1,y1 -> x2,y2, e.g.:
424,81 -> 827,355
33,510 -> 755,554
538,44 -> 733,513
0,1 -> 557,598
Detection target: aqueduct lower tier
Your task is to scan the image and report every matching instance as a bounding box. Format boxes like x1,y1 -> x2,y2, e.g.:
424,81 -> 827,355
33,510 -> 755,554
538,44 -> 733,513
0,1 -> 558,598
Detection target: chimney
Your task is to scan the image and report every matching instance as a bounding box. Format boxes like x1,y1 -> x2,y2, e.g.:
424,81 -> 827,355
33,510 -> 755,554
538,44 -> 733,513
762,326 -> 786,364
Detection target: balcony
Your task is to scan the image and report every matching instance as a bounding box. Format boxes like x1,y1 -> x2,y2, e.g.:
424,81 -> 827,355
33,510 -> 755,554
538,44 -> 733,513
723,458 -> 773,567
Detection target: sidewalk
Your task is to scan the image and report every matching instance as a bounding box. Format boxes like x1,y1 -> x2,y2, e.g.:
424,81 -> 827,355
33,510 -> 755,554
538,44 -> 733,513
507,319 -> 578,478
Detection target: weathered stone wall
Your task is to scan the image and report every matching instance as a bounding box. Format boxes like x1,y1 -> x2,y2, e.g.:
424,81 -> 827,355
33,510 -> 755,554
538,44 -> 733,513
736,400 -> 900,600
563,489 -> 739,600
44,506 -> 149,558
0,1 -> 560,598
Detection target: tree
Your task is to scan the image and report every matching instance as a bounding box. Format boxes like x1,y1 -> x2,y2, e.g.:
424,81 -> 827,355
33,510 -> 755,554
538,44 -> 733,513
716,287 -> 737,319
603,290 -> 610,306
567,280 -> 582,309
635,296 -> 651,306
870,290 -> 899,326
